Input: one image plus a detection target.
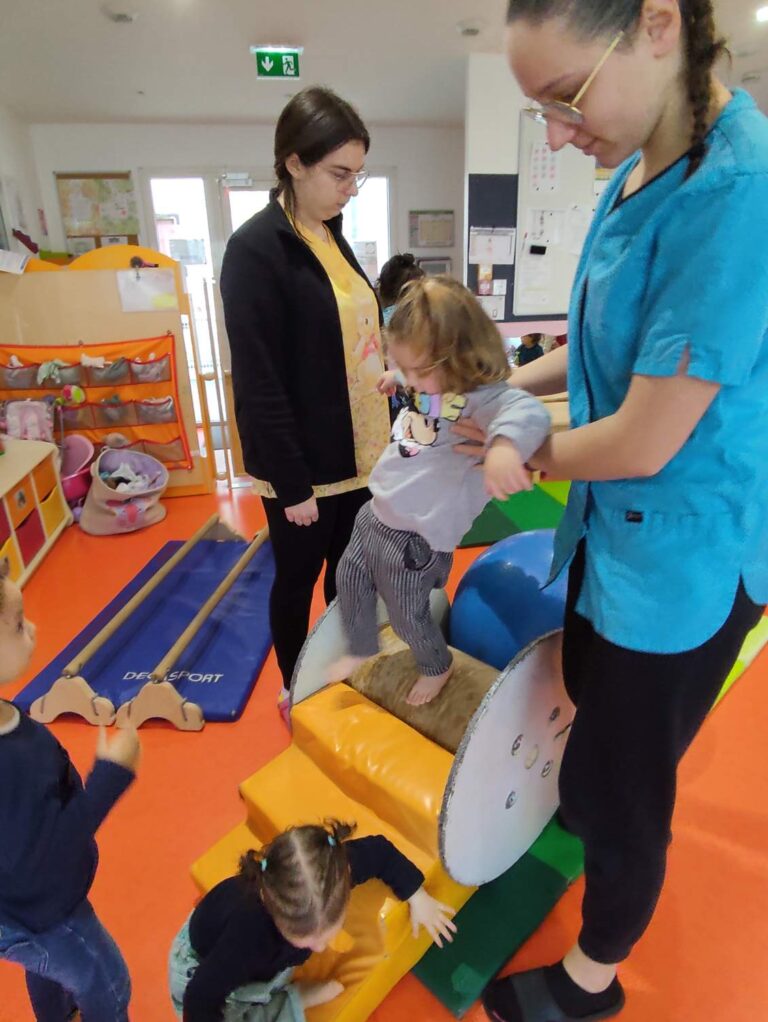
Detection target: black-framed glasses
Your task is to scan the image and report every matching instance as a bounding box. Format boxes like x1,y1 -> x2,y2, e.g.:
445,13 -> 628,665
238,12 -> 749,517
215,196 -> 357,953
523,31 -> 624,127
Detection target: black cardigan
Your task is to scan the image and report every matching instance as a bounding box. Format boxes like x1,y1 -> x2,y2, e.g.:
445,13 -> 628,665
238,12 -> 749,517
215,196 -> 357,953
220,198 -> 382,507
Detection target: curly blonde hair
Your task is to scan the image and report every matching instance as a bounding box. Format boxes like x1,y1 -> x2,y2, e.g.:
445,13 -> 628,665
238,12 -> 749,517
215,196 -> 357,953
388,275 -> 509,393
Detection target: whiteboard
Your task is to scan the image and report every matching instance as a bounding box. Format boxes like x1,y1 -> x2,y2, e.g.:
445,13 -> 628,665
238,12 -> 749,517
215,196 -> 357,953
513,116 -> 597,317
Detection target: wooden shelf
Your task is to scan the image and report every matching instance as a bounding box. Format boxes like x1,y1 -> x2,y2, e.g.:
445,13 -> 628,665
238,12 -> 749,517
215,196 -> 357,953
0,437 -> 73,587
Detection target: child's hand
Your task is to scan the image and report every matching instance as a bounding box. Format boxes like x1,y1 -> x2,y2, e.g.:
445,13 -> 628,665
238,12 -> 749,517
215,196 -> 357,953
298,980 -> 344,1008
377,370 -> 399,396
483,437 -> 532,501
407,887 -> 457,948
96,725 -> 141,774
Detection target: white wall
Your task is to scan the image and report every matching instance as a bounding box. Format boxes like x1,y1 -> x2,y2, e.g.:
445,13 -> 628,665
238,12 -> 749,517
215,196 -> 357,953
29,121 -> 464,271
0,102 -> 45,250
466,54 -> 527,176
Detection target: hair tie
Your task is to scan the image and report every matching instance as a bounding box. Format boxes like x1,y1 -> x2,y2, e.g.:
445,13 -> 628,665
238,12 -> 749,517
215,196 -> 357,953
328,835 -> 336,848
261,858 -> 268,873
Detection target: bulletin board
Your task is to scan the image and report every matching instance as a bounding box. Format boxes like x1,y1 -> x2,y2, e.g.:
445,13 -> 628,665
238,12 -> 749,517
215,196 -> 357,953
466,174 -> 519,323
513,117 -> 596,317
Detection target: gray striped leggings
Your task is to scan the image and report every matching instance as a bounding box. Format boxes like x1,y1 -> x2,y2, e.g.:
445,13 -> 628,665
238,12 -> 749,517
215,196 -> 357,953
336,502 -> 453,676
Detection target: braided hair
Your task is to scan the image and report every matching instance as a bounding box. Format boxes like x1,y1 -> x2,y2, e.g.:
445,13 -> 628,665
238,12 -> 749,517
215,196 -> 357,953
506,0 -> 728,176
239,820 -> 356,938
681,0 -> 727,176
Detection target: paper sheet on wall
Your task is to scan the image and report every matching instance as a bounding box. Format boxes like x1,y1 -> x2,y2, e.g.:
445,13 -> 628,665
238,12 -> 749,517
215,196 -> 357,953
469,227 -> 516,265
527,209 -> 565,246
117,268 -> 179,312
517,255 -> 553,308
564,203 -> 595,257
530,142 -> 561,194
477,295 -> 506,321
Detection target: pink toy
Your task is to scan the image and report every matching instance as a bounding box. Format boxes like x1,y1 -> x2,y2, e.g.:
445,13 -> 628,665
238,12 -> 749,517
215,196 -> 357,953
60,434 -> 95,506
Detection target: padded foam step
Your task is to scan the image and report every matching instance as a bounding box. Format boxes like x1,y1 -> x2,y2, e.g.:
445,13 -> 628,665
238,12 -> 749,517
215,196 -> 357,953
238,743 -> 433,878
292,684 -> 453,859
191,820 -> 268,895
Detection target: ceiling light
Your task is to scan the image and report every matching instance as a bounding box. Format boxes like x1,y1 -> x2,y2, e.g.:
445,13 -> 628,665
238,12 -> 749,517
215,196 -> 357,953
757,7 -> 768,23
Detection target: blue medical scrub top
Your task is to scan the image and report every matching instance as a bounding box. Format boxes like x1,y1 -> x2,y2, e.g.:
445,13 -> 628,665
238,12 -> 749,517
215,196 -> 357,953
552,89 -> 768,653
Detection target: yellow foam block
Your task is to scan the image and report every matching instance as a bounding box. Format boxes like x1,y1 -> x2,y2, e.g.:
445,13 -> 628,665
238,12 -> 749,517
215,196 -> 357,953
239,744 -> 433,877
293,684 -> 453,859
193,684 -> 474,1022
191,820 -> 267,895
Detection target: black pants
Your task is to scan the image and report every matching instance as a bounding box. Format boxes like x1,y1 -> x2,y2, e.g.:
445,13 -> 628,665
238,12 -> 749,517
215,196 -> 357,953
560,542 -> 764,964
262,488 -> 370,689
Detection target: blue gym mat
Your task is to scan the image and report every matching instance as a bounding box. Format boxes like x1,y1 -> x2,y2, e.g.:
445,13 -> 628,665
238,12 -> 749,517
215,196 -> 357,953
16,538 -> 275,722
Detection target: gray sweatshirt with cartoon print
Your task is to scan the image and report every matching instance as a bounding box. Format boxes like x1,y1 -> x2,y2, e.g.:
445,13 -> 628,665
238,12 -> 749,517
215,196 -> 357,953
369,382 -> 551,552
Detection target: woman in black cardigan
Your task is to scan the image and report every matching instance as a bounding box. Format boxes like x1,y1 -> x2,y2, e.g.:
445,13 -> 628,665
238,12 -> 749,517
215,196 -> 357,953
220,87 -> 390,720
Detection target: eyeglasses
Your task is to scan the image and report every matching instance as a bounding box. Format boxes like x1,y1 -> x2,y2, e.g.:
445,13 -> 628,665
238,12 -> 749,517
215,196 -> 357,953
523,31 -> 624,127
323,166 -> 369,190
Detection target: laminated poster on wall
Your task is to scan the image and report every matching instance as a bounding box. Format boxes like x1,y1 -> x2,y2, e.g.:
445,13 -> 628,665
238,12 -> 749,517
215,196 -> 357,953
469,227 -> 516,266
117,268 -> 179,313
530,141 -> 561,194
409,210 -> 455,248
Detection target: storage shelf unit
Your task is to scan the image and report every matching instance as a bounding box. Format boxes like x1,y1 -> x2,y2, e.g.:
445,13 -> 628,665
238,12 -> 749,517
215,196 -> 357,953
0,438 -> 73,587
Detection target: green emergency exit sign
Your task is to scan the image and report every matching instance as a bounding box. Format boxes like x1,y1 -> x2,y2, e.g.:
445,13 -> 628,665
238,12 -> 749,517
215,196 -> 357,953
250,46 -> 303,79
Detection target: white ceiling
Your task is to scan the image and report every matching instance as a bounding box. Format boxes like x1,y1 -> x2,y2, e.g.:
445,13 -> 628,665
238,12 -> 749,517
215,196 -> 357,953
0,0 -> 767,126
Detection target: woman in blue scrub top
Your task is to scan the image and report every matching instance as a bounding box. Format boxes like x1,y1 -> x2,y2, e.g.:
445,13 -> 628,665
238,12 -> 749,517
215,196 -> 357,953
460,2 -> 768,1021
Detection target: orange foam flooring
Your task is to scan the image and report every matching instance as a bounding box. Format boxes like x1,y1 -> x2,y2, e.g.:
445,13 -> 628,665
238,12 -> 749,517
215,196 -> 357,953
2,487 -> 767,1022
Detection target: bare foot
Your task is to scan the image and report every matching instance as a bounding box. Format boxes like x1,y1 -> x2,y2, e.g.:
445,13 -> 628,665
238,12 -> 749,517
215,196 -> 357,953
406,665 -> 454,706
299,979 -> 344,1008
326,655 -> 368,683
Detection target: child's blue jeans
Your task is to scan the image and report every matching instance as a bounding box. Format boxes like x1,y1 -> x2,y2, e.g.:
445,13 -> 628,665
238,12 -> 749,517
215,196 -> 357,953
0,899 -> 130,1021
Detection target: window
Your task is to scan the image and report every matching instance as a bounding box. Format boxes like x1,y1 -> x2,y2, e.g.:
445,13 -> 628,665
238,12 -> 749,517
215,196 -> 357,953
342,176 -> 391,281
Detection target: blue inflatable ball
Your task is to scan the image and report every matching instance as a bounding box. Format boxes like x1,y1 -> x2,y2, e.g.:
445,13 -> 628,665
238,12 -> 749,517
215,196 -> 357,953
449,529 -> 567,670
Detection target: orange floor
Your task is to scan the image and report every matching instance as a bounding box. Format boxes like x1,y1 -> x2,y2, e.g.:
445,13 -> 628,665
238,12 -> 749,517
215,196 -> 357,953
2,488 -> 768,1022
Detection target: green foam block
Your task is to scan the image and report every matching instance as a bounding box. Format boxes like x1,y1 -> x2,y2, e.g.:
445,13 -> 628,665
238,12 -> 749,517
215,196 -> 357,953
503,487 -> 567,533
413,819 -> 584,1017
459,485 -> 566,549
460,501 -> 521,548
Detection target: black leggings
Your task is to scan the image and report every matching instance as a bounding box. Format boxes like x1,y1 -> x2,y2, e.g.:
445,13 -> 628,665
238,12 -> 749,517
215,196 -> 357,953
262,488 -> 370,689
560,542 -> 764,964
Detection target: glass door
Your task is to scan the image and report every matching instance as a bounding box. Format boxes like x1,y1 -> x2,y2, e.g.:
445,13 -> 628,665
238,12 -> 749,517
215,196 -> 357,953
145,174 -> 229,476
